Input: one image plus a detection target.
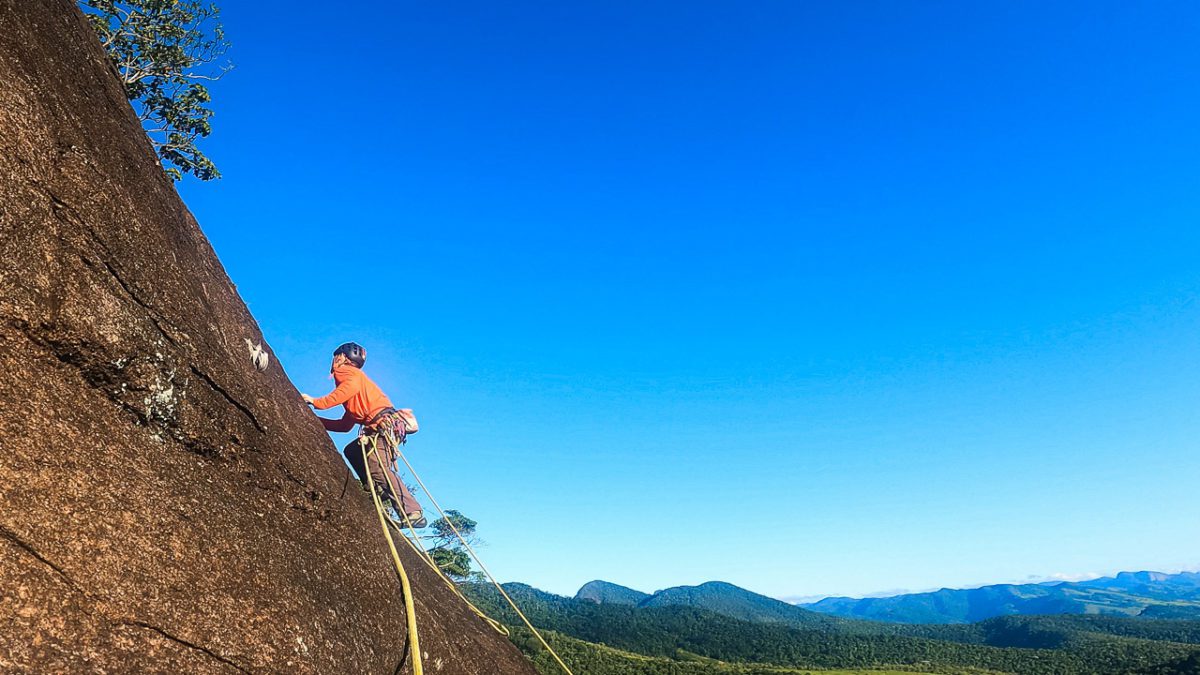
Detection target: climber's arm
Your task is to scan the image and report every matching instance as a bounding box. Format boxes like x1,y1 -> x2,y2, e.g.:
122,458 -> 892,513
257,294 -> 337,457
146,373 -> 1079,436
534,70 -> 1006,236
311,372 -> 357,410
320,410 -> 356,433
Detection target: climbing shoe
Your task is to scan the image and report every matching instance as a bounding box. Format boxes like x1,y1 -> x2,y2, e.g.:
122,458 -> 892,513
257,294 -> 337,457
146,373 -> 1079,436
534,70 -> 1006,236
403,511 -> 427,529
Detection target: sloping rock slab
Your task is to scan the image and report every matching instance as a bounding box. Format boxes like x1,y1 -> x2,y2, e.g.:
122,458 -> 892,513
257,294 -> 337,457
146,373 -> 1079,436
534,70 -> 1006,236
0,2 -> 538,673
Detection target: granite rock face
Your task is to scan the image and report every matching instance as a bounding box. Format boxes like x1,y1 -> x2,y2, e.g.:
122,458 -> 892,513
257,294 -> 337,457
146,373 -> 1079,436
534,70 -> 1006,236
0,2 -> 537,672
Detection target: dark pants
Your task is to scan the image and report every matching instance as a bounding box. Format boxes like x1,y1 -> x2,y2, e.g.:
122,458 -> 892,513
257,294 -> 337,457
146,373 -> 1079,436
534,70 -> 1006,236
344,431 -> 421,516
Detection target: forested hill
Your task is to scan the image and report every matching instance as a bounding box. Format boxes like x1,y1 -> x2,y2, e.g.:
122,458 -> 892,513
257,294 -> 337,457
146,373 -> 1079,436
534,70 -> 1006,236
641,581 -> 848,628
575,580 -> 650,606
576,579 -> 849,629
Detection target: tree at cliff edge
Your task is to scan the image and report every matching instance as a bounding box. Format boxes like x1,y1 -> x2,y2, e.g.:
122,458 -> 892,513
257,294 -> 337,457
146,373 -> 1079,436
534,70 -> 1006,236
80,0 -> 230,181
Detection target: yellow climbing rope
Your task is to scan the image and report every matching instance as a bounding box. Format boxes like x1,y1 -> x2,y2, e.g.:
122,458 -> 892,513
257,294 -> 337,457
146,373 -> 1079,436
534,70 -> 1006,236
358,426 -> 574,675
387,513 -> 510,635
360,440 -> 423,675
374,428 -> 575,675
365,436 -> 509,636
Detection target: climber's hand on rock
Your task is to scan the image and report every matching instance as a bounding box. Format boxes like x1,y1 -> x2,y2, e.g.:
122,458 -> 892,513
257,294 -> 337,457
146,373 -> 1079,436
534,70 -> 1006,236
301,393 -> 314,405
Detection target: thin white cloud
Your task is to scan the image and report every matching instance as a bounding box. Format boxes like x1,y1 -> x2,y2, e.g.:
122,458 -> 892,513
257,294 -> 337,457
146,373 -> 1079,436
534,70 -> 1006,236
778,595 -> 824,605
1024,571 -> 1102,584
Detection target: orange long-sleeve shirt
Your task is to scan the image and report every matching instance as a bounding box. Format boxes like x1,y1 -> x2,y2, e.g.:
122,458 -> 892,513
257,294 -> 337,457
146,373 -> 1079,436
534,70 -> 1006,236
313,364 -> 394,432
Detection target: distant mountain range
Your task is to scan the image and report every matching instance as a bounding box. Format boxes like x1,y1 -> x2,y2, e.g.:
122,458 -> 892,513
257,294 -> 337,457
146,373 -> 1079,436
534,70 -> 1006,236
803,570 -> 1200,623
574,570 -> 1200,625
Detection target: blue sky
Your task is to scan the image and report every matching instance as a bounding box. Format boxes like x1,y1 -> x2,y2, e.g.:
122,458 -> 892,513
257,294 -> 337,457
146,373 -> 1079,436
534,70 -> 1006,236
178,1 -> 1200,600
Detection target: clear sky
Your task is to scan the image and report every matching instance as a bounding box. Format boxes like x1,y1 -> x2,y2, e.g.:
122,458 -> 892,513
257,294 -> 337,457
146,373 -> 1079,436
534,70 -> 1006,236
178,1 -> 1200,600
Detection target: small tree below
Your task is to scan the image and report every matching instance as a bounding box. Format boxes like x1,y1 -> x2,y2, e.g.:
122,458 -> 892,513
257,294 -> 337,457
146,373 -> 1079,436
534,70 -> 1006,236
427,510 -> 482,582
79,0 -> 230,181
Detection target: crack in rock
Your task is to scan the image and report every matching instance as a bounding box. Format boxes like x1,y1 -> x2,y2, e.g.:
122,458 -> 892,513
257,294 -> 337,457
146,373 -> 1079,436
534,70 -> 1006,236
0,524 -> 251,672
118,621 -> 251,674
189,365 -> 266,434
44,188 -> 184,346
79,253 -> 180,346
0,523 -> 84,593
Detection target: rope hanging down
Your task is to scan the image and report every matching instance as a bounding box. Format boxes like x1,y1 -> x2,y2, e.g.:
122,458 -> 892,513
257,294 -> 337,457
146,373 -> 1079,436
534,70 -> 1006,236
366,439 -> 509,636
361,441 -> 424,675
360,430 -> 574,675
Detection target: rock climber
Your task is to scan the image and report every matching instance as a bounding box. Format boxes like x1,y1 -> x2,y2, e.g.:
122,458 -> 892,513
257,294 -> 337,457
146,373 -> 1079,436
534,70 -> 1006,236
301,342 -> 426,528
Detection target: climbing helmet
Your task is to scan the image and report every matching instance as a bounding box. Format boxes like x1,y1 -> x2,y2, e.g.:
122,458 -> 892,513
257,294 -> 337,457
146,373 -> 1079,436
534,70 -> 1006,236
333,342 -> 366,368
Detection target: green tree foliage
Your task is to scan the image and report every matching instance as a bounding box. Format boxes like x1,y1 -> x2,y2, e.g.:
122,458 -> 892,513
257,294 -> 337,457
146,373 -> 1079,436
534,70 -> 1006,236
430,548 -> 472,580
512,627 -> 959,675
1144,651 -> 1200,675
79,0 -> 230,181
427,510 -> 479,581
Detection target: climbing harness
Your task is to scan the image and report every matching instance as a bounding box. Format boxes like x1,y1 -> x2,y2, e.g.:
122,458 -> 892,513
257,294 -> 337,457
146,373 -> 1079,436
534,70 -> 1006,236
358,424 -> 575,675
